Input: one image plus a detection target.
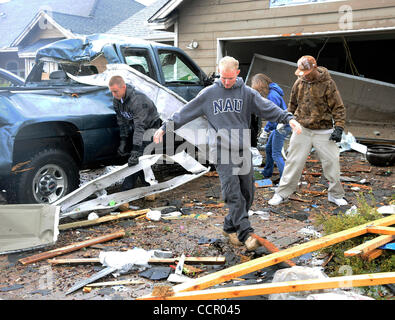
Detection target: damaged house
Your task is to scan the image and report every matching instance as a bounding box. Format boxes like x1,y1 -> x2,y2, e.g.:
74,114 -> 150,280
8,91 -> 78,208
148,0 -> 395,140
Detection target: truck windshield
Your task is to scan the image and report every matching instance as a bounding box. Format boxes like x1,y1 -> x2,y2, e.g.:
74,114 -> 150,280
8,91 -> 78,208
158,50 -> 200,84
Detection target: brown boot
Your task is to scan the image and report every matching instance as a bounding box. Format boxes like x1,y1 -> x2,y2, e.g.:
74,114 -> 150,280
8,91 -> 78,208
244,234 -> 261,251
222,230 -> 243,246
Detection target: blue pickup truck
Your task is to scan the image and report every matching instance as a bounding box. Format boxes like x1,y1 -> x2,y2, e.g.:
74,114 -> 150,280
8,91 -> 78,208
0,34 -> 212,204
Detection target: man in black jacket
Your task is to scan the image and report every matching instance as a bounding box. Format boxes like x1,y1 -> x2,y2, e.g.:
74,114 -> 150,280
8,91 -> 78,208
109,75 -> 161,190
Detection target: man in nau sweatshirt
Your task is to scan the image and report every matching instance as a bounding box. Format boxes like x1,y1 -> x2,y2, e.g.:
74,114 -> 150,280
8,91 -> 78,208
154,56 -> 302,251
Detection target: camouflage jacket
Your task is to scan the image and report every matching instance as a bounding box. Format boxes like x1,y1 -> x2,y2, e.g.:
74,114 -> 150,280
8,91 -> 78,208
288,67 -> 346,130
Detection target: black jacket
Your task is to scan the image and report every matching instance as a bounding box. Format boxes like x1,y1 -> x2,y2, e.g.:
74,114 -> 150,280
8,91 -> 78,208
113,85 -> 160,148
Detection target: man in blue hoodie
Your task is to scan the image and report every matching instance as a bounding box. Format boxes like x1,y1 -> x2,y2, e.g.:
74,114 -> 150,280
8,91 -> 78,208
251,74 -> 291,181
153,56 -> 302,251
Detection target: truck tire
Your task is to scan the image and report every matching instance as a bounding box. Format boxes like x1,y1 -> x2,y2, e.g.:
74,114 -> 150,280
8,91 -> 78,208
13,148 -> 80,204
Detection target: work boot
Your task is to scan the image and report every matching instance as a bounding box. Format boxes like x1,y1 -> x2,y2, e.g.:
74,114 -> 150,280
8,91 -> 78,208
244,234 -> 261,251
222,230 -> 243,246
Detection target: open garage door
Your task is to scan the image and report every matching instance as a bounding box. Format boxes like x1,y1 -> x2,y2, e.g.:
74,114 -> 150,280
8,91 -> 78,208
219,31 -> 395,141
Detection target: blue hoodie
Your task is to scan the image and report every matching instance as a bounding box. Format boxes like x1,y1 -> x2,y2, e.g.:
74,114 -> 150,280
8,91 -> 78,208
264,82 -> 288,132
163,78 -> 292,157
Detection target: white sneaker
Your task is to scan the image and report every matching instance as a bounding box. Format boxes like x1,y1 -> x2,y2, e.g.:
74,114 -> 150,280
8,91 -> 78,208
328,194 -> 348,206
268,193 -> 286,206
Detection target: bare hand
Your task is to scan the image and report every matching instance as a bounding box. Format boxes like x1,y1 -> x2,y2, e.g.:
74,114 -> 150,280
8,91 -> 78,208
289,119 -> 302,135
153,128 -> 165,144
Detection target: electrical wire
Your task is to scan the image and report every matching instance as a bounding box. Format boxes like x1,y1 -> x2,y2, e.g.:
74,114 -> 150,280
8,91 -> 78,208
342,37 -> 360,76
316,37 -> 329,63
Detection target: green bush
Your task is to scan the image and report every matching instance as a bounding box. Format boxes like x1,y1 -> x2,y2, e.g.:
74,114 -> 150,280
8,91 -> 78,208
314,192 -> 394,277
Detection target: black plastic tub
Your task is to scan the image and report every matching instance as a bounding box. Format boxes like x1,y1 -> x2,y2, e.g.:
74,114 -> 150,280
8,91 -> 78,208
365,145 -> 395,167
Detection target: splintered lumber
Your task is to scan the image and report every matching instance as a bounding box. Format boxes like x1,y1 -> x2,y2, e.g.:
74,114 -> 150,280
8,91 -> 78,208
138,272 -> 395,300
299,189 -> 327,196
362,249 -> 383,262
86,279 -> 145,287
251,234 -> 295,267
344,235 -> 395,257
58,209 -> 150,230
18,230 -> 125,265
164,215 -> 395,294
48,256 -> 226,265
366,226 -> 395,236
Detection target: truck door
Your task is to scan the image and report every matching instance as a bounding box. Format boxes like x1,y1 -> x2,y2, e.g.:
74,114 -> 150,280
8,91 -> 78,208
157,49 -> 206,101
121,47 -> 158,81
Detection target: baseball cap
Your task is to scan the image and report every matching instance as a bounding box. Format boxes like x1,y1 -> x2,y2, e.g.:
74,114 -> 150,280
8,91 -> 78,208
295,55 -> 317,76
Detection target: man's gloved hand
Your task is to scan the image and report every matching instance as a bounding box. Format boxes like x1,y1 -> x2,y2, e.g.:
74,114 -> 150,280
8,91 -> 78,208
127,151 -> 142,167
117,139 -> 128,157
258,130 -> 270,145
127,145 -> 143,167
329,126 -> 343,143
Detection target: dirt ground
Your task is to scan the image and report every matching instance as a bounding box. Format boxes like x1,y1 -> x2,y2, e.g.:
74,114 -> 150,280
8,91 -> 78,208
0,148 -> 394,301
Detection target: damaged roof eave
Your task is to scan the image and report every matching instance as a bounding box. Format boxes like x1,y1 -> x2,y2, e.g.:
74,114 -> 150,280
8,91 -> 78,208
148,0 -> 183,22
147,12 -> 178,31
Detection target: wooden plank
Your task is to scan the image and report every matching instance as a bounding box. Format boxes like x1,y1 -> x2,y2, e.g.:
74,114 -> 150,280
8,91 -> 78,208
250,234 -> 295,267
361,249 -> 383,262
138,272 -> 395,300
367,226 -> 395,236
168,215 -> 395,294
48,258 -> 101,265
344,235 -> 395,257
86,279 -> 145,287
18,230 -> 125,265
58,209 -> 150,230
48,256 -> 226,265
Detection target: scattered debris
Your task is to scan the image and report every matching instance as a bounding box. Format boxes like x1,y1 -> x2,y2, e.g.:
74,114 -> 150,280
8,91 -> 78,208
140,267 -> 172,281
18,230 -> 125,265
138,215 -> 395,300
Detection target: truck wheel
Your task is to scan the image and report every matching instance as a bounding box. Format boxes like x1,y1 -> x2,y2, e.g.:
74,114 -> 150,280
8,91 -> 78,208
13,149 -> 79,204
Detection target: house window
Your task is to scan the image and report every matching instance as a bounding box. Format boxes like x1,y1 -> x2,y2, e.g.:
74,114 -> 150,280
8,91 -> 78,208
270,0 -> 343,8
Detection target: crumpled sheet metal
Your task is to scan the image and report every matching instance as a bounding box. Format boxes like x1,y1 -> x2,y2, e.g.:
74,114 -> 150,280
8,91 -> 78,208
67,64 -> 209,153
55,151 -> 210,219
0,204 -> 60,254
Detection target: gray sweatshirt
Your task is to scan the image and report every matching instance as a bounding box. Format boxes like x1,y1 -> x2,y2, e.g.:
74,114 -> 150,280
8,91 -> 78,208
164,77 -> 293,156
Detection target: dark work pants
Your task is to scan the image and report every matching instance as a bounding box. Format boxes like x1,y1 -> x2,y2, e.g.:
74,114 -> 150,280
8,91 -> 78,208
216,159 -> 255,243
121,120 -> 161,191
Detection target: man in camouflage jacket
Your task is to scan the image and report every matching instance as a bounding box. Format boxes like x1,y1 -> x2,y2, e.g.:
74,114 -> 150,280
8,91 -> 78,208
269,55 -> 348,207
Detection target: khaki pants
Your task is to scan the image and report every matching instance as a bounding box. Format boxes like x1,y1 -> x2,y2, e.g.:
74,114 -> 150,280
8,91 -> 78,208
276,126 -> 345,199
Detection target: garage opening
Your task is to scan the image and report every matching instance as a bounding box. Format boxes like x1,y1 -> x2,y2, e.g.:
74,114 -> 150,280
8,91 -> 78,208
221,31 -> 395,84
220,30 -> 395,141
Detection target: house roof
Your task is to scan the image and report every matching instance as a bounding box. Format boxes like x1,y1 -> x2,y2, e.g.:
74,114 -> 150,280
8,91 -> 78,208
0,0 -> 145,49
107,0 -> 173,40
147,0 -> 181,24
0,0 -> 96,49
